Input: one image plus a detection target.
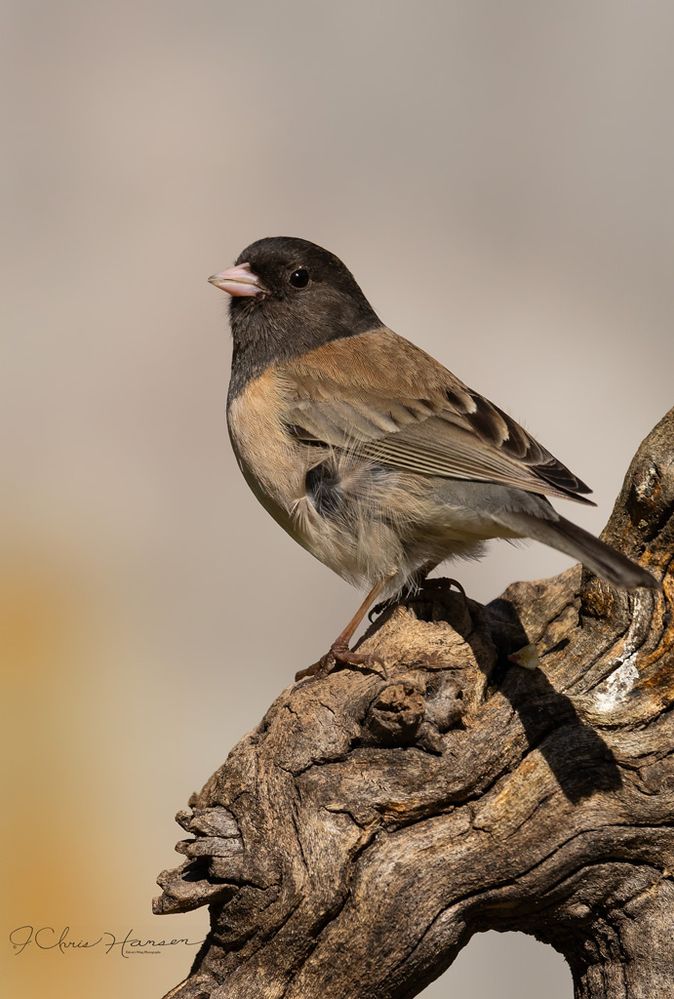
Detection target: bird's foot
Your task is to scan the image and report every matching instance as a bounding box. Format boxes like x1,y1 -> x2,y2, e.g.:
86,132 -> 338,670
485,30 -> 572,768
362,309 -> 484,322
368,595 -> 398,623
329,641 -> 388,677
368,578 -> 468,626
444,577 -> 467,599
404,578 -> 469,624
295,641 -> 387,681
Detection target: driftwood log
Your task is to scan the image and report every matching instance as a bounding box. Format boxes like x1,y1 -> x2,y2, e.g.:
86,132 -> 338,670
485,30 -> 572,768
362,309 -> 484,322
154,409 -> 674,999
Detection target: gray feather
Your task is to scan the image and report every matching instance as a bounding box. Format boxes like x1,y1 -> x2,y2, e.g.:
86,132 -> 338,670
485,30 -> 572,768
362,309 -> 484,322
495,509 -> 659,590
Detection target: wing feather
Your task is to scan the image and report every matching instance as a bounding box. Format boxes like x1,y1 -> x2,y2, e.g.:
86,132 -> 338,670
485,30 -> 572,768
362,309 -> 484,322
279,329 -> 594,505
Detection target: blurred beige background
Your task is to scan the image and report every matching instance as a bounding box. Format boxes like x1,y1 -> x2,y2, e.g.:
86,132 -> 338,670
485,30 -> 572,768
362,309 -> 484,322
2,2 -> 673,997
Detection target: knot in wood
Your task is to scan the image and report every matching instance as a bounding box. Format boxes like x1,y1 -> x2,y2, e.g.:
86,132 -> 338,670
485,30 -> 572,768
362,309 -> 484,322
366,681 -> 426,744
424,677 -> 465,732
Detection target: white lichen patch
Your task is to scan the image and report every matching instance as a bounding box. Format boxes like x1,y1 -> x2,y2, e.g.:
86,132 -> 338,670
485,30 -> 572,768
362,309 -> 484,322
592,590 -> 650,713
593,654 -> 640,713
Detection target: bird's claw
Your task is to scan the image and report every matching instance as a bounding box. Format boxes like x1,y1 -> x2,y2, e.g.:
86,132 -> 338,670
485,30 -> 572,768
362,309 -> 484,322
295,642 -> 387,681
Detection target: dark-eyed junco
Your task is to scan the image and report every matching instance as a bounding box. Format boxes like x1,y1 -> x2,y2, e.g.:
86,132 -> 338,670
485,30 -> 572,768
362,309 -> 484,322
209,237 -> 657,671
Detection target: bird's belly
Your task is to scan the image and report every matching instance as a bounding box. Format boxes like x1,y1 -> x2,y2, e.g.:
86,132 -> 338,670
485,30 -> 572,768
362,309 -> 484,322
231,444 -> 398,586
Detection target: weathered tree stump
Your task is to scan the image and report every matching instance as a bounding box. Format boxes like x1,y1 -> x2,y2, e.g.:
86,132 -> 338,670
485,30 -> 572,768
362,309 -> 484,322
154,409 -> 674,999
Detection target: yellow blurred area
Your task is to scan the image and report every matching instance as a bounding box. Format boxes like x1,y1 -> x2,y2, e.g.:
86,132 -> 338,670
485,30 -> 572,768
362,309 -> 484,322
1,544 -> 94,923
2,2 -> 673,997
0,534 -> 205,999
0,532 -> 206,999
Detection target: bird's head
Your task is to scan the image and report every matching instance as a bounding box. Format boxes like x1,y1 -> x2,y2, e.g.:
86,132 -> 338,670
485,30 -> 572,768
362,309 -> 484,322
209,237 -> 380,382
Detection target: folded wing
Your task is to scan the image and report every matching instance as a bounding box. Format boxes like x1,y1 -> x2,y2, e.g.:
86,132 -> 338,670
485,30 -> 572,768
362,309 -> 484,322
280,328 -> 594,505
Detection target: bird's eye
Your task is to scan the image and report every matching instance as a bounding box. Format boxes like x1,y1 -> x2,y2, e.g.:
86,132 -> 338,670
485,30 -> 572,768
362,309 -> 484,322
289,267 -> 310,288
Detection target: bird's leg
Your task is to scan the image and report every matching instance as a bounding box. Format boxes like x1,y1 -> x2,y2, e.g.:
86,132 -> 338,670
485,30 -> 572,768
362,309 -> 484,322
296,579 -> 389,681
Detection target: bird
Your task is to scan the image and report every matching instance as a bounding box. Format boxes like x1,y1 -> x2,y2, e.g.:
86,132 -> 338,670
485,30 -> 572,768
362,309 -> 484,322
209,236 -> 658,675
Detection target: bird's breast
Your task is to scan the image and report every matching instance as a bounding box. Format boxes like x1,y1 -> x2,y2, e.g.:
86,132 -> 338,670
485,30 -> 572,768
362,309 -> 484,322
227,367 -> 313,539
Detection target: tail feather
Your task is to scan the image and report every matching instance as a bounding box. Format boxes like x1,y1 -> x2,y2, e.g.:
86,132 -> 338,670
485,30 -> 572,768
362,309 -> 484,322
507,513 -> 659,590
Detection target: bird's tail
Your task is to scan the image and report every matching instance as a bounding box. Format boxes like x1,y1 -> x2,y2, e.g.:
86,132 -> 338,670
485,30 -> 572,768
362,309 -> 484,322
505,513 -> 659,590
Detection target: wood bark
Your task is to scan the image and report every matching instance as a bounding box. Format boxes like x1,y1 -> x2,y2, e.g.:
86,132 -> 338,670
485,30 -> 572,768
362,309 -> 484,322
154,409 -> 674,999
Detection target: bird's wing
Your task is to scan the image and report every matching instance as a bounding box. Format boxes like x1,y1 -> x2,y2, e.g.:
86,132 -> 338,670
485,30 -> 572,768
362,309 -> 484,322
279,327 -> 594,504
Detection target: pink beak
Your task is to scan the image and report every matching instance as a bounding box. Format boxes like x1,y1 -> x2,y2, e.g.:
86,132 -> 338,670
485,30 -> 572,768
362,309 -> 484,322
208,262 -> 266,297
